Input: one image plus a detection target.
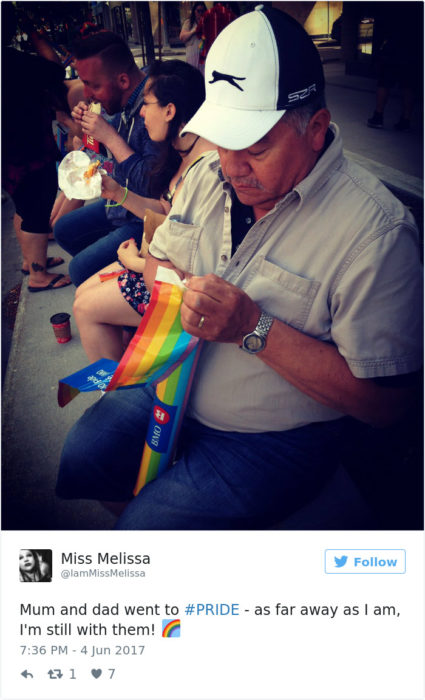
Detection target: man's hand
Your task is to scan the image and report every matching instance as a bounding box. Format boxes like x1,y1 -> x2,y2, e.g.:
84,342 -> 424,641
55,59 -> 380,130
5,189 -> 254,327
71,100 -> 89,125
80,112 -> 115,146
181,274 -> 260,344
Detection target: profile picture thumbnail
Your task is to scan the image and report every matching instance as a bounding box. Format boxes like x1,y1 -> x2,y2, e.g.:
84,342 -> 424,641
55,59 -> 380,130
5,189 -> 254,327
19,549 -> 52,582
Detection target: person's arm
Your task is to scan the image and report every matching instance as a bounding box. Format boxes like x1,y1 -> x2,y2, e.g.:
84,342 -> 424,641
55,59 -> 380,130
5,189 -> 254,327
111,114 -> 162,197
143,253 -> 184,293
178,274 -> 414,428
56,109 -> 81,139
21,17 -> 62,64
80,111 -> 134,162
257,313 -> 413,428
101,175 -> 170,218
196,14 -> 206,38
31,34 -> 61,63
180,20 -> 197,43
116,239 -> 146,274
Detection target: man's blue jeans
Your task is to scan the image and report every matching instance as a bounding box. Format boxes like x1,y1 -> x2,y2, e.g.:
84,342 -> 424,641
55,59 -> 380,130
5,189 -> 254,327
54,200 -> 143,286
56,386 -> 353,530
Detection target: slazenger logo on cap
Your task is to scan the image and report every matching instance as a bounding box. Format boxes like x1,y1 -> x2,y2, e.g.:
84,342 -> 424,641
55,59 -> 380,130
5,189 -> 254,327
209,70 -> 246,92
287,83 -> 317,104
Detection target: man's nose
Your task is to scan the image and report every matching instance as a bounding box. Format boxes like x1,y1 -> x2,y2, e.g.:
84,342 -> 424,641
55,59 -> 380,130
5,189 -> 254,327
222,150 -> 251,177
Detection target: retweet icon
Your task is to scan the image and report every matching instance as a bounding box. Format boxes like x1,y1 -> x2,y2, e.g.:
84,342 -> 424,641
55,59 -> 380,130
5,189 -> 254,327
334,555 -> 348,568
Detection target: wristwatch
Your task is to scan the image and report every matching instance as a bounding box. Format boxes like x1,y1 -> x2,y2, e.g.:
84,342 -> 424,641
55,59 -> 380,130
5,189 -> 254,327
241,311 -> 274,354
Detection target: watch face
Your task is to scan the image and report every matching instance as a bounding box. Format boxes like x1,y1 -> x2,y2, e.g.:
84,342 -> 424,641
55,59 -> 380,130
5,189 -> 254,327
244,334 -> 265,352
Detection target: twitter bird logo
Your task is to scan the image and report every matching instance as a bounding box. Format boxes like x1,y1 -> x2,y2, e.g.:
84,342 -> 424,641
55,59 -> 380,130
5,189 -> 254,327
334,555 -> 348,568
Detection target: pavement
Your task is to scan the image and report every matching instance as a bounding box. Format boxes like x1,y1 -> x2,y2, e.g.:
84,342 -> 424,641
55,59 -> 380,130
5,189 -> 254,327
2,57 -> 423,531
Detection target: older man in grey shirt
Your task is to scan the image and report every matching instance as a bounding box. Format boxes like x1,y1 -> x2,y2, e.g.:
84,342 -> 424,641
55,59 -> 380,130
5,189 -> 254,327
57,7 -> 422,529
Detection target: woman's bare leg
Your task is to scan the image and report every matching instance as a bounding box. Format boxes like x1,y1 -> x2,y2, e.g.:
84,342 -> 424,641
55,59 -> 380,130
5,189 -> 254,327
50,193 -> 66,227
73,276 -> 142,363
14,214 -> 71,288
75,262 -> 124,298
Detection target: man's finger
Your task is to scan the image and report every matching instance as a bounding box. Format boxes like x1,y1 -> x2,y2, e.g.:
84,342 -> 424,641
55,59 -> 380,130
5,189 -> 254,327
186,274 -> 232,303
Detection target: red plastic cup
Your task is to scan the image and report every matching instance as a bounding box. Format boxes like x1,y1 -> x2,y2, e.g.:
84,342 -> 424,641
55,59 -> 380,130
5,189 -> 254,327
50,312 -> 71,344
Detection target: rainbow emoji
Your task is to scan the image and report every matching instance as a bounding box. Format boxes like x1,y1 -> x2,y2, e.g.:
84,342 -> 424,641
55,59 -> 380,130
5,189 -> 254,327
162,619 -> 181,638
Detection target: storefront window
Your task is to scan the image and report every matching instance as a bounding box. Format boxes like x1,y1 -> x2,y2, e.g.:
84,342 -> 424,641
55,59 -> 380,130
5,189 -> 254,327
358,16 -> 374,55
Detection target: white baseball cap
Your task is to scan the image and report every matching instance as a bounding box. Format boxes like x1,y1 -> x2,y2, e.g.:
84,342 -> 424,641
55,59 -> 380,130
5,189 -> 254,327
181,5 -> 325,149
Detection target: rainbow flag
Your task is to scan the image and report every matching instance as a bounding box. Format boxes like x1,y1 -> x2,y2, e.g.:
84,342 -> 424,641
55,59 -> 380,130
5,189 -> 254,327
134,339 -> 203,494
58,359 -> 118,407
58,267 -> 202,492
105,267 -> 202,493
106,267 -> 198,391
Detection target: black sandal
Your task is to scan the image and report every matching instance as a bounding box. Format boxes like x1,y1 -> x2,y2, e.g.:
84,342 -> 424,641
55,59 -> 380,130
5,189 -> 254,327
28,274 -> 72,293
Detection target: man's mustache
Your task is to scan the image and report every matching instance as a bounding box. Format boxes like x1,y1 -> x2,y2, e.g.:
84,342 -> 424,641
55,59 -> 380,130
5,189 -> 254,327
224,175 -> 265,190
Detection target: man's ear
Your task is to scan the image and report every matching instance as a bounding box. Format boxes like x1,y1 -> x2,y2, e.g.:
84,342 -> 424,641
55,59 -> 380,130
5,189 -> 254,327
308,108 -> 331,152
117,73 -> 131,91
165,103 -> 176,122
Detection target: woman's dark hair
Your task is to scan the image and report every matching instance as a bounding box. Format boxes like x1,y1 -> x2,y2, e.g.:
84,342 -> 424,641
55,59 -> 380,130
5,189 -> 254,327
189,2 -> 207,29
146,60 -> 205,197
20,550 -> 42,582
148,60 -> 205,142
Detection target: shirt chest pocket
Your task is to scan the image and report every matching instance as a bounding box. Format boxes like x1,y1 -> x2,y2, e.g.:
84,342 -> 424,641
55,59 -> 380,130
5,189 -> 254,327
246,257 -> 321,331
164,220 -> 202,273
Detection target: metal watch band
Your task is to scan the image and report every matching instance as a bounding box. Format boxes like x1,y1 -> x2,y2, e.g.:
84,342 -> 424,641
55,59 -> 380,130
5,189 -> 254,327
241,310 -> 274,354
256,310 -> 274,338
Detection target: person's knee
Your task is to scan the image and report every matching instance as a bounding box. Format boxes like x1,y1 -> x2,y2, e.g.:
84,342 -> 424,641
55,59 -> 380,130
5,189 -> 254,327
114,491 -> 166,529
56,424 -> 91,498
69,254 -> 87,287
73,283 -> 84,303
56,389 -> 156,501
53,215 -> 69,249
73,286 -> 90,320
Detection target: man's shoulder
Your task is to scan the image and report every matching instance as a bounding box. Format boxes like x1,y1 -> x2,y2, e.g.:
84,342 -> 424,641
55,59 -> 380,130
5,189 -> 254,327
180,150 -> 221,199
316,126 -> 415,230
339,156 -> 416,228
127,75 -> 148,119
189,150 -> 220,178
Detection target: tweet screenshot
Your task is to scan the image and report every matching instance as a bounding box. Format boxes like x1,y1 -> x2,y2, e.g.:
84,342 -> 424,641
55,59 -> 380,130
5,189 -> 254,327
0,528 -> 424,700
1,1 -> 424,698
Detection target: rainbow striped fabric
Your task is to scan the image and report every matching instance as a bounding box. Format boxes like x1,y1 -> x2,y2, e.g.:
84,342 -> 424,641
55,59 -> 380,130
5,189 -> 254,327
58,267 -> 202,493
105,267 -> 202,494
107,267 -> 199,392
133,339 -> 203,494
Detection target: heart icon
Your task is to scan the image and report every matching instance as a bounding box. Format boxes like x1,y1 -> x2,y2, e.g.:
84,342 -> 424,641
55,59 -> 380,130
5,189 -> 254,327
91,669 -> 102,679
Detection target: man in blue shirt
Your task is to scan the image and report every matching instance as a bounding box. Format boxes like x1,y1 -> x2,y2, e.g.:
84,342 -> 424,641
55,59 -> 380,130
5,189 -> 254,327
54,31 -> 160,286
